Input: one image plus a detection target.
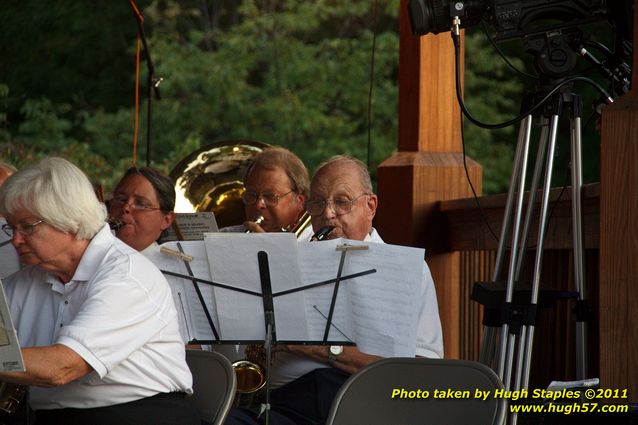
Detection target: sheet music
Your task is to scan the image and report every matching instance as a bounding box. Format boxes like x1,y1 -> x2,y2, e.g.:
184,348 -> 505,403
0,218 -> 20,279
204,233 -> 308,341
0,280 -> 25,371
296,238 -> 424,357
163,212 -> 219,241
199,233 -> 424,357
151,241 -> 220,343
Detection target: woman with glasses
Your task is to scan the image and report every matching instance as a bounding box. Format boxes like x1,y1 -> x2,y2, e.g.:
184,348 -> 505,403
109,166 -> 176,253
0,158 -> 198,425
221,146 -> 312,237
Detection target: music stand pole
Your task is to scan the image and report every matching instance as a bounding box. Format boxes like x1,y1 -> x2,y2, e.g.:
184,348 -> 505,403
258,251 -> 275,425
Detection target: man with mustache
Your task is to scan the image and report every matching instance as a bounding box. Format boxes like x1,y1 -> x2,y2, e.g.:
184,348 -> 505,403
221,146 -> 310,237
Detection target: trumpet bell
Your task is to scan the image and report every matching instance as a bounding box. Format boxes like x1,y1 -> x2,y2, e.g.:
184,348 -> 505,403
169,140 -> 269,229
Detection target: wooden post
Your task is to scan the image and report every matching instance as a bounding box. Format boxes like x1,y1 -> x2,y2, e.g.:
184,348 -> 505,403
376,1 -> 482,359
599,7 -> 638,401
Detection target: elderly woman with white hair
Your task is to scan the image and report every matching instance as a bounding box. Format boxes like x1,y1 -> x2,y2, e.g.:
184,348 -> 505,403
0,158 -> 199,425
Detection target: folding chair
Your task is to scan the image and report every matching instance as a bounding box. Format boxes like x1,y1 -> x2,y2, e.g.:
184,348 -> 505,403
326,358 -> 506,425
185,349 -> 237,425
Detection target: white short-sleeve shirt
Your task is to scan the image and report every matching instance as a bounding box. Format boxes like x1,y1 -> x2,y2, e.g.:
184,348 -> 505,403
3,225 -> 193,410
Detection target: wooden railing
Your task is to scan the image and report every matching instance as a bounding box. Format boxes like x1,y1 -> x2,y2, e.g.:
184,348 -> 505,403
435,183 -> 600,389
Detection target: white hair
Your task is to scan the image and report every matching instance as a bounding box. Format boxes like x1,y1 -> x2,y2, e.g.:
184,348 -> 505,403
0,157 -> 107,240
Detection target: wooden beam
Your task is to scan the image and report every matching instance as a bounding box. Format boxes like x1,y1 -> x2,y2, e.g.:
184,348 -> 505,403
377,1 -> 481,360
598,2 -> 638,402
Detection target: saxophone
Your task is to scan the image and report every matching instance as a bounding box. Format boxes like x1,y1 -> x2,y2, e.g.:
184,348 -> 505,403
0,382 -> 26,421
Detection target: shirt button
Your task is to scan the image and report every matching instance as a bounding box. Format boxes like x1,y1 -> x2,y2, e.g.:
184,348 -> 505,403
64,300 -> 69,305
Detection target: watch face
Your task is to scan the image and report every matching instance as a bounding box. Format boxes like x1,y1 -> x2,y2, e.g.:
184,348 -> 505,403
330,345 -> 343,356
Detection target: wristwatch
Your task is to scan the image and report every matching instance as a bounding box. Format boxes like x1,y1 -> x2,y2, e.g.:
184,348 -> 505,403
328,345 -> 343,365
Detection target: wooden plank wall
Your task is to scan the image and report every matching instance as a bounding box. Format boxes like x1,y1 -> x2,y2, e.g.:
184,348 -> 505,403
457,249 -> 600,389
598,0 -> 638,401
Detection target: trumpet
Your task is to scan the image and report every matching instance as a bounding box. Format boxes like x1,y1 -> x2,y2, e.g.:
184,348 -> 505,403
244,215 -> 264,233
285,211 -> 312,237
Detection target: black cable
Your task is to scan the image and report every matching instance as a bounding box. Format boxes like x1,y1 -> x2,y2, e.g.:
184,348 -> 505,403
454,28 -> 586,250
459,111 -> 500,243
480,21 -> 537,80
452,32 -> 612,131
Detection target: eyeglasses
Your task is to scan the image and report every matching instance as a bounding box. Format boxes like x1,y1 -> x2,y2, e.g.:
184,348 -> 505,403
242,190 -> 294,206
2,220 -> 45,238
110,196 -> 163,212
305,193 -> 370,216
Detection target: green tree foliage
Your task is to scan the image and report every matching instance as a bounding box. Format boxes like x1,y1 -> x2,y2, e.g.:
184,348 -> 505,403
0,0 -> 612,195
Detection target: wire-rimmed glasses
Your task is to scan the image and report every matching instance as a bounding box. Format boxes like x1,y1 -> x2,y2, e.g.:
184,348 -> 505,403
2,220 -> 45,238
242,190 -> 294,206
110,196 -> 163,212
305,193 -> 370,216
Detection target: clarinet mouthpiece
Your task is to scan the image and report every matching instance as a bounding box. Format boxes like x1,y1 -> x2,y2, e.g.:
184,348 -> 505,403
310,226 -> 334,241
108,217 -> 124,231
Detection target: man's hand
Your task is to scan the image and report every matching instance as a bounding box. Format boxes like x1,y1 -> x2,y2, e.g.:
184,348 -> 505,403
243,220 -> 266,233
273,344 -> 381,375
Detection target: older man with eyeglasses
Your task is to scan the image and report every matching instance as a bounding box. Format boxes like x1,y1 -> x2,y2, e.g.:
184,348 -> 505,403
226,155 -> 443,425
221,146 -> 312,237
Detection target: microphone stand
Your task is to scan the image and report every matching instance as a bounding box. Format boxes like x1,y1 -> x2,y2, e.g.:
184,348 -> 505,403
131,2 -> 162,166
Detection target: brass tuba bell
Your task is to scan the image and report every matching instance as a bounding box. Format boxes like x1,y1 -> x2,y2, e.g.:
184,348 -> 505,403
169,139 -> 270,228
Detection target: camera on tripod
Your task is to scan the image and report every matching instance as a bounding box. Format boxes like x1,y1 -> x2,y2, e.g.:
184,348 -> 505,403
407,0 -> 607,40
409,0 -> 631,99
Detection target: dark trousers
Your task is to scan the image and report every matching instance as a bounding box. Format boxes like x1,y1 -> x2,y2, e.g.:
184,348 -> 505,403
226,367 -> 350,425
32,392 -> 200,425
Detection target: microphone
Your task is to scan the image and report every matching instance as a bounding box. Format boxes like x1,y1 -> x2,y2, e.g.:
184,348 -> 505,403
244,215 -> 264,233
310,226 -> 334,241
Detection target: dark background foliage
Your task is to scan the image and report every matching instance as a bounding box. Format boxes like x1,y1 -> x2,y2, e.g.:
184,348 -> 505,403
1,0 -> 624,196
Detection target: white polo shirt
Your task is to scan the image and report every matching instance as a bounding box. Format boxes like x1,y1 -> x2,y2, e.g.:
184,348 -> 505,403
3,224 -> 193,410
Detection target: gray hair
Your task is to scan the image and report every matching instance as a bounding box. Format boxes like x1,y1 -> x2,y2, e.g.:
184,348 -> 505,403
245,147 -> 310,197
313,155 -> 373,192
0,157 -> 107,240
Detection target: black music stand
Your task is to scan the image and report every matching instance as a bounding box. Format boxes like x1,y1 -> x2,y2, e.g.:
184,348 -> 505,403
161,241 -> 377,425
